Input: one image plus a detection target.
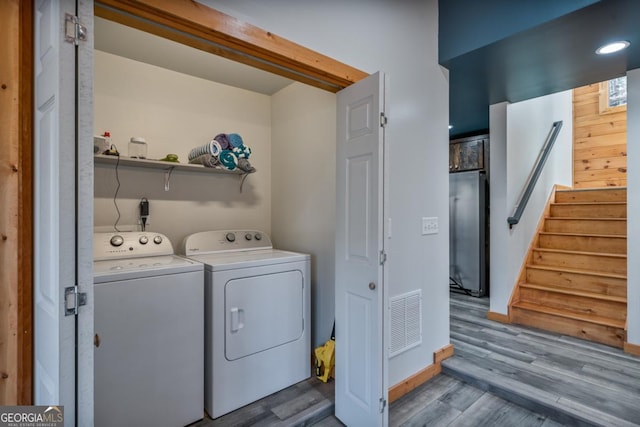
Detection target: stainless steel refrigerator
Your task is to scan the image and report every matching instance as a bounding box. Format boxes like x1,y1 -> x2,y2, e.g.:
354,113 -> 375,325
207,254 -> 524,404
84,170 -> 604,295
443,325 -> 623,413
449,170 -> 488,297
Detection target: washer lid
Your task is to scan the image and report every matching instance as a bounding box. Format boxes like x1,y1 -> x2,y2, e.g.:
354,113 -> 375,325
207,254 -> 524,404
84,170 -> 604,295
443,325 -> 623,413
94,255 -> 203,283
187,249 -> 309,271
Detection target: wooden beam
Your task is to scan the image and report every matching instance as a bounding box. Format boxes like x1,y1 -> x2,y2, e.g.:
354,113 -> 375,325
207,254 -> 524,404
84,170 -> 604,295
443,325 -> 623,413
95,0 -> 369,93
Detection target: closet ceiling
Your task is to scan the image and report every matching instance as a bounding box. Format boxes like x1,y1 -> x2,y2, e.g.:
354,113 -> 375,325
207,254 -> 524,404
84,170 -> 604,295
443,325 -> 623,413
94,17 -> 294,95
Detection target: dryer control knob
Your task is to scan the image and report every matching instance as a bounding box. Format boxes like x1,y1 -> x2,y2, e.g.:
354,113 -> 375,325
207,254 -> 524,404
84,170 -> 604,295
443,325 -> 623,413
139,236 -> 149,245
226,232 -> 236,242
245,233 -> 253,241
110,235 -> 124,247
254,233 -> 262,241
153,235 -> 163,244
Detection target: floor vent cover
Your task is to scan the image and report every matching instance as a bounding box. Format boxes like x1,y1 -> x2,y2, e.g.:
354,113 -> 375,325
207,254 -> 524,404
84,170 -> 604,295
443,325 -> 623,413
390,290 -> 422,357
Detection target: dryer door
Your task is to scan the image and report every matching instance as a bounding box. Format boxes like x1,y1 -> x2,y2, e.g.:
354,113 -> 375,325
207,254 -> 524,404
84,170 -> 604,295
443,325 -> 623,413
225,269 -> 304,360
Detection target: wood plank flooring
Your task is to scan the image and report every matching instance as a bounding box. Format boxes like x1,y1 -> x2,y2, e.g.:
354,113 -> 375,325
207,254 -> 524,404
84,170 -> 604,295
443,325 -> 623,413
190,291 -> 640,426
444,292 -> 640,427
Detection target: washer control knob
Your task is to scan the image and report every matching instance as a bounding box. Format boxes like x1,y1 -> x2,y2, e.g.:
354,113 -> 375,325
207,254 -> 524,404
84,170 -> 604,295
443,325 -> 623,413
245,233 -> 253,241
226,232 -> 236,242
139,235 -> 149,245
153,235 -> 163,244
254,233 -> 262,241
110,235 -> 124,247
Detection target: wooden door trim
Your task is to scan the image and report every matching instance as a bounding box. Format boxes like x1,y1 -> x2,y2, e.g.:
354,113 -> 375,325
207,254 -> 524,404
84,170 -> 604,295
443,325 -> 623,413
95,0 -> 369,93
0,0 -> 33,405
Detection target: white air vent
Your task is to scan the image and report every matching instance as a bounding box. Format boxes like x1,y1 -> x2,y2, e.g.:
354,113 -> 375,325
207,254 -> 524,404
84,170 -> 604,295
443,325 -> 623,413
389,290 -> 422,358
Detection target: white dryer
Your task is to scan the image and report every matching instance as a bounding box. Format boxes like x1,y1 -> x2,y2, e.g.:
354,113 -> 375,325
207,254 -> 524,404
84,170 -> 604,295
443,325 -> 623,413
182,230 -> 311,419
93,232 -> 204,427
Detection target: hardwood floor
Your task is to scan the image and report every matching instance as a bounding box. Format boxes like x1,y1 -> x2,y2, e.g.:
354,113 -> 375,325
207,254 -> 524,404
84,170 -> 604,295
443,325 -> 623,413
444,292 -> 640,426
191,291 -> 640,426
190,377 -> 334,426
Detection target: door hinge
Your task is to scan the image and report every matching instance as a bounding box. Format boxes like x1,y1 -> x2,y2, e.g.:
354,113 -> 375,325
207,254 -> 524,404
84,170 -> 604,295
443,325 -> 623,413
380,112 -> 388,128
379,397 -> 387,413
65,13 -> 87,45
379,250 -> 387,265
65,286 -> 87,316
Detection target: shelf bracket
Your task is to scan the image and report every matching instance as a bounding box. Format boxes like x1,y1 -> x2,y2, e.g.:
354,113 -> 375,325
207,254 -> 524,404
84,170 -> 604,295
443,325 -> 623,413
164,167 -> 175,191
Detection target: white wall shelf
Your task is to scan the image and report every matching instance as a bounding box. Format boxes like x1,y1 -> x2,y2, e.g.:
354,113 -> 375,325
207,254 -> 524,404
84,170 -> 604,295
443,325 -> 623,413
94,154 -> 255,192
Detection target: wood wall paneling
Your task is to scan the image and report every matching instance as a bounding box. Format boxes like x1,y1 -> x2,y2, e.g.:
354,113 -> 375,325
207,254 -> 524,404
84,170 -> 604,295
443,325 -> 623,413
573,83 -> 627,188
0,0 -> 33,406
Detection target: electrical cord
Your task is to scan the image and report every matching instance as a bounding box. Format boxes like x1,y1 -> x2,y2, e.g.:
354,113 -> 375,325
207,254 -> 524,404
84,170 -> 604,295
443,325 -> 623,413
112,147 -> 122,232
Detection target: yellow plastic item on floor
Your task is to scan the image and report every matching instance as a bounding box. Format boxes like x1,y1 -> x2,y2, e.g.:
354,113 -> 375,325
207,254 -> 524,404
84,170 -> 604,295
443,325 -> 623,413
314,338 -> 335,383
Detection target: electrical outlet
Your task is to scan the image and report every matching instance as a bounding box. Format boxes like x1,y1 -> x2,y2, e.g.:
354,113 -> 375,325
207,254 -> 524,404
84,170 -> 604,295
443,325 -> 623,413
421,217 -> 438,235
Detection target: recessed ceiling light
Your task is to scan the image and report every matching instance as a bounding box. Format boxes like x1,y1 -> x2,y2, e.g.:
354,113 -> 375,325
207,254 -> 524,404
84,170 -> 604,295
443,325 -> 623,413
596,41 -> 630,55
448,125 -> 453,130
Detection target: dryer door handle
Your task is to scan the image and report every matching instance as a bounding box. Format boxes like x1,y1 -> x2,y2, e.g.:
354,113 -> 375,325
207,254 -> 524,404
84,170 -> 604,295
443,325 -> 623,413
230,307 -> 244,333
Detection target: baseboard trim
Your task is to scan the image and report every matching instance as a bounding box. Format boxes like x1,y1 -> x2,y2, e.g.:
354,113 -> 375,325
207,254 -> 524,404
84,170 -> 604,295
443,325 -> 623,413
487,311 -> 510,324
624,341 -> 640,356
434,343 -> 455,364
388,344 -> 455,403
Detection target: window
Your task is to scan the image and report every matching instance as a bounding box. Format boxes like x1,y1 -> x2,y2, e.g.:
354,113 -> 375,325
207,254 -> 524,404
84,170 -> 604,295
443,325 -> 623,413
599,76 -> 627,114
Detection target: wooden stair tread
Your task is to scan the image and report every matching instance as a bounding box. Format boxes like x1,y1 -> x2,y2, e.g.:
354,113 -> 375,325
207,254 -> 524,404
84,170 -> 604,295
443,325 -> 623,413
551,201 -> 626,206
533,247 -> 627,259
525,264 -> 627,280
518,282 -> 627,303
556,187 -> 627,192
512,301 -> 626,329
545,216 -> 626,221
538,231 -> 626,239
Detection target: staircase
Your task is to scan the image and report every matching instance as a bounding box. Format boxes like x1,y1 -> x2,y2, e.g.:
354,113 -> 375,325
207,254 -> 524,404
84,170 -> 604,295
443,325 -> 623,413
510,187 -> 627,348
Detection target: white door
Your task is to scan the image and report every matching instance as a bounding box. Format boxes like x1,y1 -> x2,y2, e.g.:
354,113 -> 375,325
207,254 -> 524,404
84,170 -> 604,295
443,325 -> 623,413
335,72 -> 388,427
34,1 -> 94,425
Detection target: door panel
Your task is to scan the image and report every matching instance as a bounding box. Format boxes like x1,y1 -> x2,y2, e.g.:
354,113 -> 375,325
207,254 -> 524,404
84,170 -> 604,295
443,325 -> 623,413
34,0 -> 80,424
335,71 -> 387,426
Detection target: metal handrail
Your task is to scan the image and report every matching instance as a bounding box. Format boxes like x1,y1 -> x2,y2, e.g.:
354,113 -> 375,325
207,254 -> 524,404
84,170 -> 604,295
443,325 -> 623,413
507,120 -> 563,228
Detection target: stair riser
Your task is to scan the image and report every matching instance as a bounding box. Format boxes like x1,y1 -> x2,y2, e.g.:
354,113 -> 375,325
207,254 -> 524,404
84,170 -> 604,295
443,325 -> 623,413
544,219 -> 626,235
532,251 -> 626,275
510,307 -> 624,348
526,268 -> 626,298
538,234 -> 627,254
518,288 -> 626,322
549,204 -> 626,219
555,189 -> 627,203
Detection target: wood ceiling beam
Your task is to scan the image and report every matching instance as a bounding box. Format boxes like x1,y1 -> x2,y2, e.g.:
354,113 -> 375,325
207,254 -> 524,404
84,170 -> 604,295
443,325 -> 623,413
95,0 -> 368,93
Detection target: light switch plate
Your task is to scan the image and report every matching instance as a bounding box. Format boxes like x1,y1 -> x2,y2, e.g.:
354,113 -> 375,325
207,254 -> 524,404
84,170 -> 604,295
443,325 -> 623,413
422,217 -> 438,235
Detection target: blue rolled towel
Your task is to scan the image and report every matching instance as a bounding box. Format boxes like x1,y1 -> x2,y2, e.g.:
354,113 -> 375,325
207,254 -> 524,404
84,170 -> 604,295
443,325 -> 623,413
228,133 -> 244,148
214,133 -> 230,150
219,150 -> 238,171
232,145 -> 252,159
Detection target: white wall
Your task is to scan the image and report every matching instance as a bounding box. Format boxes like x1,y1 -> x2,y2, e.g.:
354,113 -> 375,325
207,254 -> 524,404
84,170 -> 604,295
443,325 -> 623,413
93,50 -> 272,247
489,91 -> 573,315
626,68 -> 640,345
199,0 -> 450,386
271,82 -> 337,347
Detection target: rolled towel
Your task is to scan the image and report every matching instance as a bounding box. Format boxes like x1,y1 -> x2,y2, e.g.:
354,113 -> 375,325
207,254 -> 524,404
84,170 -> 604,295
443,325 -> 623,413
188,139 -> 222,161
232,144 -> 252,159
189,154 -> 219,168
237,158 -> 256,173
228,133 -> 244,148
219,150 -> 238,171
214,133 -> 230,150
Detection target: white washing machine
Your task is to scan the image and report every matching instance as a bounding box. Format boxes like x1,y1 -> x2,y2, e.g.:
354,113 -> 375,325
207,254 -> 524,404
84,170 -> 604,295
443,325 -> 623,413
93,232 -> 204,427
182,230 -> 311,419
